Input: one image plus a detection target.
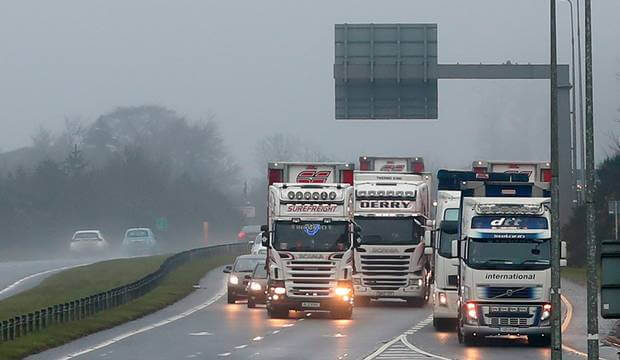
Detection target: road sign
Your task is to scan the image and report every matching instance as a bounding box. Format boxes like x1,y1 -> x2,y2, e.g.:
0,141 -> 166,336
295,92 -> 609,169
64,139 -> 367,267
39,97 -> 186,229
334,23 -> 438,119
155,217 -> 168,231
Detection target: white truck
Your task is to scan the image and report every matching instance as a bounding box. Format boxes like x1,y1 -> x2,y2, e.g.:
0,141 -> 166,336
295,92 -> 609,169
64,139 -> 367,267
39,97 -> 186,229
452,171 -> 566,346
352,156 -> 433,306
261,162 -> 356,319
431,170 -> 464,330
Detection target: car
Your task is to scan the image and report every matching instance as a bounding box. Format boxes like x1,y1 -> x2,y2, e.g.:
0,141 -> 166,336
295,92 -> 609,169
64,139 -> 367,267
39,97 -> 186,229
237,225 -> 262,242
70,230 -> 109,255
121,228 -> 157,256
246,263 -> 268,308
223,254 -> 265,304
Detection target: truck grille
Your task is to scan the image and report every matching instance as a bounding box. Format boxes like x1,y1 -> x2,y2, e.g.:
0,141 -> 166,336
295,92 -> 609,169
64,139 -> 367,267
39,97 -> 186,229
286,260 -> 335,298
481,305 -> 538,327
360,255 -> 410,290
490,317 -> 529,327
478,286 -> 542,300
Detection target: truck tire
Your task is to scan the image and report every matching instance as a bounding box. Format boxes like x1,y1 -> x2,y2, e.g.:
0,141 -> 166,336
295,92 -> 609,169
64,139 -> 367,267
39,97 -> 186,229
227,292 -> 236,304
247,298 -> 256,308
433,317 -> 449,331
528,335 -> 551,347
331,307 -> 353,320
463,333 -> 479,346
268,306 -> 289,319
355,296 -> 371,307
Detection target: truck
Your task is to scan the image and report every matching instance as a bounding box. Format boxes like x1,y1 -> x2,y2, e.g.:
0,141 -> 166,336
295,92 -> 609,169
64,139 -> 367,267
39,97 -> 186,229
450,170 -> 566,346
261,162 -> 356,319
431,170 -> 465,330
352,156 -> 433,307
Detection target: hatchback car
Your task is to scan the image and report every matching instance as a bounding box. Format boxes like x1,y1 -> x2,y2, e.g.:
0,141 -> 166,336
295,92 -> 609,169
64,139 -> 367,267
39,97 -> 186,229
122,228 -> 157,256
223,254 -> 265,304
70,230 -> 109,255
246,263 -> 268,308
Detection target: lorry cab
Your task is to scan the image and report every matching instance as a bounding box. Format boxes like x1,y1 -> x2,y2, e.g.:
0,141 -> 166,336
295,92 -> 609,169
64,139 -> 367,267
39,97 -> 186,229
263,162 -> 356,319
448,170 -> 566,346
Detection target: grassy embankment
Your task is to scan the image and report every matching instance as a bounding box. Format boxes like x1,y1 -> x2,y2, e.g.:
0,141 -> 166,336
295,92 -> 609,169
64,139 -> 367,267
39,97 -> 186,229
0,253 -> 234,360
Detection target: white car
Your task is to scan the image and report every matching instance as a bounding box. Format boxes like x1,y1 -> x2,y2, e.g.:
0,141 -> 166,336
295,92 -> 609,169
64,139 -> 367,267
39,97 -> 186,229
122,227 -> 157,256
70,230 -> 109,255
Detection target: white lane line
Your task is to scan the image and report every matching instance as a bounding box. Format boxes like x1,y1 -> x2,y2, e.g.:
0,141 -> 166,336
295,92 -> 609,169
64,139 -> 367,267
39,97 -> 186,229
56,275 -> 227,360
189,331 -> 213,336
0,262 -> 91,296
560,294 -> 612,359
235,344 -> 248,349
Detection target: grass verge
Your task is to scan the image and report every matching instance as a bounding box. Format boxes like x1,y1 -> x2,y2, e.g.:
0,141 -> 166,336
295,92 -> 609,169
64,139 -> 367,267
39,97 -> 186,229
562,266 -> 586,286
0,254 -> 235,360
0,255 -> 168,320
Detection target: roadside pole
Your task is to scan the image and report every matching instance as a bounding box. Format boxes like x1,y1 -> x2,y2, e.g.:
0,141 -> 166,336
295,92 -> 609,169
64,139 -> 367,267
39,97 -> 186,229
550,0 -> 563,358
584,0 -> 599,358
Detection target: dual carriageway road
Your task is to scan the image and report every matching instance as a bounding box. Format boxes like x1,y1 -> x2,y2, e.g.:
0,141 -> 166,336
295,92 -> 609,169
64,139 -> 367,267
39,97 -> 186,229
26,265 -> 620,360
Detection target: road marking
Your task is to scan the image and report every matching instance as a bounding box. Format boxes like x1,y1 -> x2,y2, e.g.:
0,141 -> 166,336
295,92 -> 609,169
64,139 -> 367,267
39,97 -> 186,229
189,331 -> 213,336
235,344 -> 248,349
0,262 -> 91,296
55,276 -> 227,359
217,352 -> 231,357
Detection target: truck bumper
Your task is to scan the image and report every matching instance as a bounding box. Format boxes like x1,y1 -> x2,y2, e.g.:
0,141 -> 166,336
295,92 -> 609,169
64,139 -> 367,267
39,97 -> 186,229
267,295 -> 353,312
463,324 -> 551,337
432,289 -> 458,319
354,283 -> 426,299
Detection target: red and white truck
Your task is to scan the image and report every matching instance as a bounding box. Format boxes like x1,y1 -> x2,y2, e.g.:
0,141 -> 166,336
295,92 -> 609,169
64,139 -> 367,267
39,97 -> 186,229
261,162 -> 356,319
352,156 -> 433,306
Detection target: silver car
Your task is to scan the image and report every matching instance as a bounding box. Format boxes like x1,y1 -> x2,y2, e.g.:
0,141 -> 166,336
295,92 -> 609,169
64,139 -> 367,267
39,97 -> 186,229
70,230 -> 109,255
122,228 -> 157,256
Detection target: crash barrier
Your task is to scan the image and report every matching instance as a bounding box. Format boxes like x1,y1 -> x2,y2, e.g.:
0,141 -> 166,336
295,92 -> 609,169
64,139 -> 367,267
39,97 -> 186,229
0,242 -> 247,342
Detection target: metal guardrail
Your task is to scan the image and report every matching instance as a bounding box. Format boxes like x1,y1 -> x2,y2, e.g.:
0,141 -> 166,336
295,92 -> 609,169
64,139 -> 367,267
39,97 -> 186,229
0,242 -> 247,343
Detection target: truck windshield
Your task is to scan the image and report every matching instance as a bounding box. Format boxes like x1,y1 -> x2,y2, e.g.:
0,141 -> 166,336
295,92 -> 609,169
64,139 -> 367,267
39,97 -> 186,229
273,221 -> 349,252
467,238 -> 550,269
438,208 -> 459,257
355,217 -> 421,245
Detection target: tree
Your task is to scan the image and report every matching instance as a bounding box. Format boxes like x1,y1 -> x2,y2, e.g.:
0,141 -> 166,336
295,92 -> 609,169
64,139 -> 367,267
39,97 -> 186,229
64,144 -> 87,177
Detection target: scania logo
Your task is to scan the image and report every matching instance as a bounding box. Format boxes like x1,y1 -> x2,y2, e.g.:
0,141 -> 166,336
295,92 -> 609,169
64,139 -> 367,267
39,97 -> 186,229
370,248 -> 400,254
297,253 -> 324,259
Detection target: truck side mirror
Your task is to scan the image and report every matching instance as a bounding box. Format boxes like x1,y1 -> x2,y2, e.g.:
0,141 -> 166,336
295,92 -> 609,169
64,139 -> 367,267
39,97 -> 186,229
560,241 -> 567,267
353,225 -> 362,248
451,240 -> 459,258
223,265 -> 233,273
424,230 -> 432,247
426,219 -> 435,228
424,246 -> 433,255
260,225 -> 269,247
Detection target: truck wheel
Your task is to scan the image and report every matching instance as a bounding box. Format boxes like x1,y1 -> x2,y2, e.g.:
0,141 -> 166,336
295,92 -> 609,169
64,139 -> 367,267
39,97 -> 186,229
227,292 -> 236,304
355,296 -> 371,307
433,317 -> 446,331
406,297 -> 425,307
331,307 -> 352,320
528,335 -> 551,347
247,298 -> 256,308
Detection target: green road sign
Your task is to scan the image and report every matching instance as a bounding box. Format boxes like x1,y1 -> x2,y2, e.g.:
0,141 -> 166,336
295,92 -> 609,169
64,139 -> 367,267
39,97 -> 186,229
155,217 -> 168,231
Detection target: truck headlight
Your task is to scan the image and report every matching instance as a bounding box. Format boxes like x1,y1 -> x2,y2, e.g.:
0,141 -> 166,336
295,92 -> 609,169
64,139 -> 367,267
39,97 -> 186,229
438,292 -> 447,306
250,282 -> 262,291
229,275 -> 239,285
273,287 -> 286,295
335,287 -> 351,296
465,302 -> 478,322
541,303 -> 551,321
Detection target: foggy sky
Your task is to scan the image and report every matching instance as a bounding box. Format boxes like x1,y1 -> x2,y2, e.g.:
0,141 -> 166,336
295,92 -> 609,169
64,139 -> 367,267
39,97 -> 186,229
1,0 -> 619,175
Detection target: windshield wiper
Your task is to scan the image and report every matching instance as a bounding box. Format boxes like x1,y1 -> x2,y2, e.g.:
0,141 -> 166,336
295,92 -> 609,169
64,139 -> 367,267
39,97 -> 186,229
480,259 -> 513,265
519,259 -> 550,264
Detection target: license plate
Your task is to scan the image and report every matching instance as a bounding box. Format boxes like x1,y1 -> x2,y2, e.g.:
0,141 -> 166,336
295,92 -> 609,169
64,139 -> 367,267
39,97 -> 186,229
302,302 -> 321,308
500,327 -> 520,333
376,291 -> 395,297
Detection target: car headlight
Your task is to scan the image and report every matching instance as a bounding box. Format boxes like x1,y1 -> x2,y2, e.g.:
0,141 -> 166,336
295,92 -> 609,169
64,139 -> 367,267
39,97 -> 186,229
273,287 -> 286,295
250,282 -> 262,291
229,275 -> 239,285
